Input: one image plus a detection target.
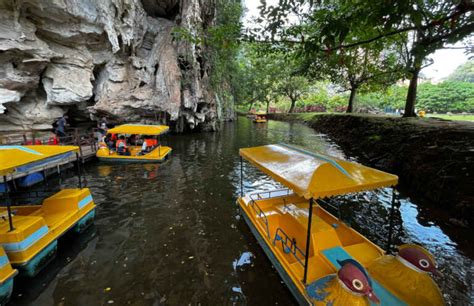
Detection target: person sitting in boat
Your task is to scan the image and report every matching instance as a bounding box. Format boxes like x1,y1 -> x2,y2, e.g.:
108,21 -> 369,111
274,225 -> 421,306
138,138 -> 148,155
143,135 -> 156,151
116,135 -> 130,156
105,134 -> 115,150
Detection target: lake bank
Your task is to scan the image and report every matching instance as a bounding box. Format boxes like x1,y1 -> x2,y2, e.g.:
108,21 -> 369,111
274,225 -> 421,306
267,113 -> 474,227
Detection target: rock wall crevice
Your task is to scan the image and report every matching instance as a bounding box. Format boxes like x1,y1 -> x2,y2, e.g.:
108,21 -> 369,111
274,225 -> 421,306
0,0 -> 228,132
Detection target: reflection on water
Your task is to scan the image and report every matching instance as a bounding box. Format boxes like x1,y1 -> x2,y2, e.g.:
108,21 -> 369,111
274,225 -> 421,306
10,118 -> 472,305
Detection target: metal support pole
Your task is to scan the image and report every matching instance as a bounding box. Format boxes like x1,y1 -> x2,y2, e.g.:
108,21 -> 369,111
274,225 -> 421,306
3,176 -> 14,231
303,198 -> 314,284
43,169 -> 49,188
240,156 -> 243,197
386,189 -> 396,253
76,153 -> 83,189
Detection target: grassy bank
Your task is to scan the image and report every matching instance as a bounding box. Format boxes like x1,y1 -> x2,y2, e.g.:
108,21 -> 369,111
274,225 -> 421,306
267,112 -> 474,226
427,114 -> 474,122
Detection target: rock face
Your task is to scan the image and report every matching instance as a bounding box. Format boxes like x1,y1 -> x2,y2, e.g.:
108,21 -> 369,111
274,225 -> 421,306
0,0 -> 231,132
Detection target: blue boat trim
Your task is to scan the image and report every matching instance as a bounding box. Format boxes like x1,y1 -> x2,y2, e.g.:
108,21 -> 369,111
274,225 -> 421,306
279,143 -> 352,179
0,278 -> 14,304
15,240 -> 57,278
16,151 -> 75,173
2,225 -> 49,253
320,246 -> 407,306
305,274 -> 334,301
0,146 -> 43,155
18,172 -> 44,187
0,256 -> 9,269
74,209 -> 96,233
78,195 -> 93,209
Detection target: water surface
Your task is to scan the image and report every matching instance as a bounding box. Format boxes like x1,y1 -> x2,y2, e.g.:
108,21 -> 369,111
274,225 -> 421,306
11,118 -> 473,305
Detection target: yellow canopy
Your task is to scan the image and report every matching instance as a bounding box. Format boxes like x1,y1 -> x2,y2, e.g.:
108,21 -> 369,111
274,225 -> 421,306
107,124 -> 169,136
256,111 -> 267,115
239,144 -> 398,199
0,145 -> 79,176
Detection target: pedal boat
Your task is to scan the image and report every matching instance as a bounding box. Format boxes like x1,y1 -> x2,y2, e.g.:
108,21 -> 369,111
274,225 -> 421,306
0,145 -> 96,277
237,144 -> 444,305
0,246 -> 16,304
253,112 -> 267,123
96,124 -> 172,163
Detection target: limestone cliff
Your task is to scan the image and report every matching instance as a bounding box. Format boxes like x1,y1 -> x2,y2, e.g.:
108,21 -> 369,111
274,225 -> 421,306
0,0 -> 232,132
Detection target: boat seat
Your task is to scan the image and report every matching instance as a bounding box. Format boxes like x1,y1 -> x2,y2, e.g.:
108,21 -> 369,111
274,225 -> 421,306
320,246 -> 407,306
40,211 -> 76,231
278,204 -> 335,233
344,242 -> 382,266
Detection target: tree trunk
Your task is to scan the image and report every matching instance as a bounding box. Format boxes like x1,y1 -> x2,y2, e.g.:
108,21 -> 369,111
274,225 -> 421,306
288,99 -> 296,113
404,67 -> 420,117
347,86 -> 357,113
247,102 -> 254,112
266,100 -> 270,114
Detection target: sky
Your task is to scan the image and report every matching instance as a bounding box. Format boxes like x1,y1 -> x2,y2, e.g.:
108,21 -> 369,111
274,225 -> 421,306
242,0 -> 470,81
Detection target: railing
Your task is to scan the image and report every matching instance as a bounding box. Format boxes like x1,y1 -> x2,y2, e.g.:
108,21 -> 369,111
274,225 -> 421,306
249,199 -> 271,239
249,188 -> 292,202
0,128 -> 98,162
317,198 -> 343,220
273,227 -> 306,268
247,188 -> 293,242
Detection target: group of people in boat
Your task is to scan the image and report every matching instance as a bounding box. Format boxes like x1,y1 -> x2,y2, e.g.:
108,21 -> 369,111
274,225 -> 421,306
101,133 -> 158,156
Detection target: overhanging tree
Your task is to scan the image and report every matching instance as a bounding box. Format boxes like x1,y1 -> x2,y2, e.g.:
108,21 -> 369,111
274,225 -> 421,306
257,0 -> 474,117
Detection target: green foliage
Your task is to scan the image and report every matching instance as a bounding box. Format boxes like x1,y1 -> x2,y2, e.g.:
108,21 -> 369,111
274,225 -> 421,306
447,60 -> 474,83
417,81 -> 474,113
257,0 -> 474,115
172,0 -> 244,106
355,81 -> 474,113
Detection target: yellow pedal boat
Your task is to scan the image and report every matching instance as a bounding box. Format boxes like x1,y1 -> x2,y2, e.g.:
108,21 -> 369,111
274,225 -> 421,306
96,124 -> 172,163
254,111 -> 267,123
0,246 -> 17,304
237,144 -> 444,306
0,145 -> 96,279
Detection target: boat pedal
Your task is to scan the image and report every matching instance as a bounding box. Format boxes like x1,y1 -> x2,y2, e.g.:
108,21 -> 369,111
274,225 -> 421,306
332,223 -> 338,228
283,246 -> 291,254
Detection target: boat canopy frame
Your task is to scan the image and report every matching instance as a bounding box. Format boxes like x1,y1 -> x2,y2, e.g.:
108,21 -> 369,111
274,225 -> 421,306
105,124 -> 170,157
239,143 -> 400,284
0,145 -> 84,232
106,124 -> 169,136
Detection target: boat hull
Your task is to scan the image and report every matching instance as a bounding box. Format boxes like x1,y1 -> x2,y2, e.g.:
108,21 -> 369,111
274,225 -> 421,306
97,156 -> 169,163
240,206 -> 308,305
15,241 -> 57,278
96,146 -> 172,163
0,278 -> 14,306
73,209 -> 96,234
0,188 -> 96,277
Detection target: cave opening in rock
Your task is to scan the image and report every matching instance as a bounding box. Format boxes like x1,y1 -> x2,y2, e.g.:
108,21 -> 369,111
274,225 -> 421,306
93,63 -> 106,82
196,53 -> 205,78
178,55 -> 192,71
140,0 -> 180,20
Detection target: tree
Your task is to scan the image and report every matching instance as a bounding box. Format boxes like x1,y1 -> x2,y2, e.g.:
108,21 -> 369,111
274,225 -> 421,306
236,44 -> 284,112
316,45 -> 402,113
417,81 -> 474,112
278,75 -> 310,113
448,60 -> 474,82
257,0 -> 474,117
